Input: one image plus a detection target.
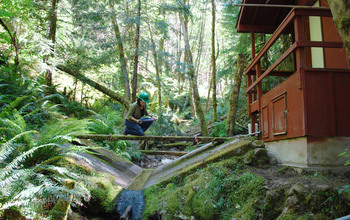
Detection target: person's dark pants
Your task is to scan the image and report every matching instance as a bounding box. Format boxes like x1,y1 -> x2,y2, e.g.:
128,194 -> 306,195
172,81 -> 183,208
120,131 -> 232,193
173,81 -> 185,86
124,118 -> 154,136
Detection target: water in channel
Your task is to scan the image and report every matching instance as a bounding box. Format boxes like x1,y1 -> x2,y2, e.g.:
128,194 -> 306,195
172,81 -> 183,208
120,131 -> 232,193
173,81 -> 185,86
117,190 -> 145,220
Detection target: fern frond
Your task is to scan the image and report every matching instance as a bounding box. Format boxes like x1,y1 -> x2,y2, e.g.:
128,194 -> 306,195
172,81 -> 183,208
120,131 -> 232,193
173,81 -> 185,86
36,93 -> 64,104
0,130 -> 36,161
0,118 -> 25,135
0,171 -> 21,189
1,199 -> 32,211
1,143 -> 58,178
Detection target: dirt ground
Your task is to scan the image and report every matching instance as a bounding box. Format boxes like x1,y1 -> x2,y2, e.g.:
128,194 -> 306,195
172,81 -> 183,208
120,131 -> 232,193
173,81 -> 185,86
247,164 -> 350,191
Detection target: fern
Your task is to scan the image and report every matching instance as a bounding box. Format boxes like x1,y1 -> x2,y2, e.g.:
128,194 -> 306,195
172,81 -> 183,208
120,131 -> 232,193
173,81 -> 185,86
0,138 -> 93,218
0,131 -> 36,161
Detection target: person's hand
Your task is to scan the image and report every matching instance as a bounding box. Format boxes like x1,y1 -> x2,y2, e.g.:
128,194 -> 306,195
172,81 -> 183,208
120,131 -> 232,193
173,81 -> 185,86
152,116 -> 158,121
137,119 -> 143,124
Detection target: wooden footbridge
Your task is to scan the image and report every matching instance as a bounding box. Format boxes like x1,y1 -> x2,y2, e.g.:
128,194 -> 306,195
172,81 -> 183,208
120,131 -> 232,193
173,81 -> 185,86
75,134 -> 245,155
75,134 -> 235,143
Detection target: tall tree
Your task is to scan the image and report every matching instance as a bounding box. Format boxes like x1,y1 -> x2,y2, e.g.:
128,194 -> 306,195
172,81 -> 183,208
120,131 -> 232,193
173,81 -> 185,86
226,53 -> 246,136
179,1 -> 208,136
327,0 -> 350,66
211,0 -> 217,122
145,4 -> 162,112
44,0 -> 59,88
109,0 -> 131,101
132,0 -> 141,102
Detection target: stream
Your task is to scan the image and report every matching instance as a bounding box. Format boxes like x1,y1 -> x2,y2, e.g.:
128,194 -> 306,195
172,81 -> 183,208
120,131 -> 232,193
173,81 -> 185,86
117,190 -> 145,220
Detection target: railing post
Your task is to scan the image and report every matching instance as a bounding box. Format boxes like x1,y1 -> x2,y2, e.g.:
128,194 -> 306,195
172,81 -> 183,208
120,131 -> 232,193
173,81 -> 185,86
294,14 -> 306,69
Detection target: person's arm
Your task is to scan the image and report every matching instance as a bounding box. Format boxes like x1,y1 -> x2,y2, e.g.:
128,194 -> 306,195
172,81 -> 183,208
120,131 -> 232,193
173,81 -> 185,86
145,105 -> 157,121
126,104 -> 141,123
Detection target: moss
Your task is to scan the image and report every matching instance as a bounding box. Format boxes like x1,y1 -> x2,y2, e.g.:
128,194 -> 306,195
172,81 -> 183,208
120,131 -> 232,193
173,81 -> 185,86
166,188 -> 182,214
143,154 -> 266,219
86,173 -> 123,214
156,140 -> 252,186
261,188 -> 286,219
127,169 -> 153,190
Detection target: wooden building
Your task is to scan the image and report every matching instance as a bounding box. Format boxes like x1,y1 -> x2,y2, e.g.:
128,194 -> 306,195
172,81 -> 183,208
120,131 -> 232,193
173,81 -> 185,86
236,0 -> 350,168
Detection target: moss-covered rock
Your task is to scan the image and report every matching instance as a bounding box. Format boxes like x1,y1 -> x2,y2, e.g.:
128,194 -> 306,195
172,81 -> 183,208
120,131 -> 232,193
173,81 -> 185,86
84,173 -> 122,215
243,148 -> 270,167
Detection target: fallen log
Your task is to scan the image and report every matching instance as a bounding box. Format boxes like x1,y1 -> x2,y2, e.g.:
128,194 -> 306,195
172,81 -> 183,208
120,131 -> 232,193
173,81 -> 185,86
156,142 -> 191,149
56,65 -> 130,109
75,134 -> 234,143
140,150 -> 187,156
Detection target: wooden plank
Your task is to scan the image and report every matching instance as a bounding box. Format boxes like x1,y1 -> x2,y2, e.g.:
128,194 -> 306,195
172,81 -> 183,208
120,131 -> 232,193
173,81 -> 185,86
75,134 -> 234,143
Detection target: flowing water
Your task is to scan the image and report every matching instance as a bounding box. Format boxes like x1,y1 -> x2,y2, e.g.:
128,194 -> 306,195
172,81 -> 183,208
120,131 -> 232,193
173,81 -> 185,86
117,190 -> 145,220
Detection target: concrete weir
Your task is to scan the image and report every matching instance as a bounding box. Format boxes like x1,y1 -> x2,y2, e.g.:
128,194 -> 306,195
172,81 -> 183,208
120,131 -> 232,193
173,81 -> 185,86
78,137 -> 253,190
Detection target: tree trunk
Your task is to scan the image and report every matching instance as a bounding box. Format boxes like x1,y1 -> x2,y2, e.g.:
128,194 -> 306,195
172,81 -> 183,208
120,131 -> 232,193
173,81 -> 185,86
179,8 -> 208,136
0,18 -> 19,66
226,53 -> 245,136
109,0 -> 131,101
56,65 -> 130,109
145,3 -> 162,112
132,0 -> 141,102
44,0 -> 59,89
211,0 -> 217,122
327,0 -> 350,67
206,76 -> 212,111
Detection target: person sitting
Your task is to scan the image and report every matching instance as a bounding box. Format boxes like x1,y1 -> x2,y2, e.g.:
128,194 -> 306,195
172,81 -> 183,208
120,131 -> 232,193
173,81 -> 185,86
123,92 -> 157,136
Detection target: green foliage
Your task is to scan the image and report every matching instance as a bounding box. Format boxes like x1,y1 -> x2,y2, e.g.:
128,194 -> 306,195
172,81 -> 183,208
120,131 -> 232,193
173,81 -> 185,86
211,119 -> 227,137
339,149 -> 350,166
147,113 -> 183,136
0,109 -> 92,218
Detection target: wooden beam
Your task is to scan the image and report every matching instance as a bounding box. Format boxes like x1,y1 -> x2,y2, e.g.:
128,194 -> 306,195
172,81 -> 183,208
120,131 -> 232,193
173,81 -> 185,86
140,150 -> 187,156
246,43 -> 297,93
75,134 -> 234,143
232,3 -> 329,9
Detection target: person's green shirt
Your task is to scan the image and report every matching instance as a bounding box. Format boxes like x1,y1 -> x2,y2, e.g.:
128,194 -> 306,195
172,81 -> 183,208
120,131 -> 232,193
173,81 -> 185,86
126,101 -> 149,121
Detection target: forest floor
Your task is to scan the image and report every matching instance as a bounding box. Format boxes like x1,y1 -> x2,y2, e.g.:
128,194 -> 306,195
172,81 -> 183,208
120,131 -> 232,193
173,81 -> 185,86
247,164 -> 350,193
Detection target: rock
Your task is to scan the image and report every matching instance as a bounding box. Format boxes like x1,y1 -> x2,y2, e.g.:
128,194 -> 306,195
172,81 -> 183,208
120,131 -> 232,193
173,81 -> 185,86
254,148 -> 267,157
285,195 -> 299,207
252,140 -> 265,148
288,183 -> 306,199
316,185 -> 331,192
243,151 -> 254,165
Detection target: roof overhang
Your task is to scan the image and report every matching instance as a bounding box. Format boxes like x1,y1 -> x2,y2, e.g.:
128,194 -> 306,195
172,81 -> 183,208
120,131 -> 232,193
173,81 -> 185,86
236,0 -> 298,34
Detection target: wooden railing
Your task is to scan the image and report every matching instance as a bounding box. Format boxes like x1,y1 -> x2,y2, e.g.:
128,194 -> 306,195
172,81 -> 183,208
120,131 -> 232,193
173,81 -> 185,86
245,7 -> 344,133
246,8 -> 342,107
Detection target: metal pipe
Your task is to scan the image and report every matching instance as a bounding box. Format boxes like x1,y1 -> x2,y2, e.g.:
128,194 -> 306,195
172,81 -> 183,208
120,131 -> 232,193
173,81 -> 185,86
231,3 -> 329,9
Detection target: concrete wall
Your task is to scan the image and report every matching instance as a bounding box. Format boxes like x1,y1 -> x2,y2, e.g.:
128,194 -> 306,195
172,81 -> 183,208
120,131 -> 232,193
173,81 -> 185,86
266,137 -> 350,169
